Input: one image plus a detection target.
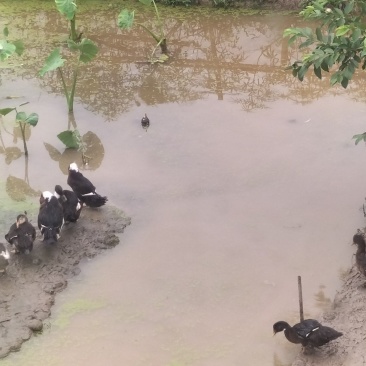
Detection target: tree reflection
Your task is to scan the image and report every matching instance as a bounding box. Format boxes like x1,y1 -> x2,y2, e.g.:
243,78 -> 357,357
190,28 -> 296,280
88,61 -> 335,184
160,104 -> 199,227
3,6 -> 363,119
44,114 -> 105,175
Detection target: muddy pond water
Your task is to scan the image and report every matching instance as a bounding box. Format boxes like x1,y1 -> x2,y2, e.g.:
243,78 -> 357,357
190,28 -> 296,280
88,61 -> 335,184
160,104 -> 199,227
1,2 -> 366,365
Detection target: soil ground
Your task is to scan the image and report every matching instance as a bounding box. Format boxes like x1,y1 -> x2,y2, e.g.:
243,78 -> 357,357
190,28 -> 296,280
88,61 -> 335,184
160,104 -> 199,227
292,234 -> 366,366
0,205 -> 131,359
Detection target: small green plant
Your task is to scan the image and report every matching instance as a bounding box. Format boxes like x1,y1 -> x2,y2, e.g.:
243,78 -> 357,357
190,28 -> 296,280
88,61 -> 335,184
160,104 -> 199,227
55,0 -> 82,42
0,105 -> 39,156
118,0 -> 169,62
39,39 -> 98,113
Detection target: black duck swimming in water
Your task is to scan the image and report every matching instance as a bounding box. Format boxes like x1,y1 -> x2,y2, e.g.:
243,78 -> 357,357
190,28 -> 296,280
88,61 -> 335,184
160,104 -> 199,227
5,213 -> 36,254
67,162 -> 108,208
38,191 -> 64,244
273,319 -> 342,348
54,184 -> 83,223
141,113 -> 150,130
0,243 -> 10,273
353,233 -> 366,281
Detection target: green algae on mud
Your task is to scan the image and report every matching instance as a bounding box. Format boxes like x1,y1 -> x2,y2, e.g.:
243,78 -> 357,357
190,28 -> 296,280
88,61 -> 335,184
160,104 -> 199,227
53,298 -> 106,329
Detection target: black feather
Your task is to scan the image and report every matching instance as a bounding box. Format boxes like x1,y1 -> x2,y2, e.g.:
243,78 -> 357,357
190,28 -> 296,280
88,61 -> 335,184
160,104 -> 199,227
38,194 -> 64,244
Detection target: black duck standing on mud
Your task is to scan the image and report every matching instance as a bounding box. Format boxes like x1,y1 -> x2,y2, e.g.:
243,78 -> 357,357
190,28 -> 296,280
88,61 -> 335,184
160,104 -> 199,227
273,319 -> 342,348
54,184 -> 83,223
5,213 -> 36,254
352,232 -> 366,280
38,191 -> 64,244
0,243 -> 10,273
67,162 -> 108,207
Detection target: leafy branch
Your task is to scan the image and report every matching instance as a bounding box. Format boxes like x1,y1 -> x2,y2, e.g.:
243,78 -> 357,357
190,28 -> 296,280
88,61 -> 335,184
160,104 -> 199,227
39,38 -> 98,112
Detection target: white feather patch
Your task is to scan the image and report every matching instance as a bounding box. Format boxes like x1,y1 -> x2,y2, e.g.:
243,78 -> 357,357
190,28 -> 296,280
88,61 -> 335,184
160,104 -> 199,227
42,191 -> 53,200
82,192 -> 96,196
69,162 -> 79,172
1,250 -> 10,260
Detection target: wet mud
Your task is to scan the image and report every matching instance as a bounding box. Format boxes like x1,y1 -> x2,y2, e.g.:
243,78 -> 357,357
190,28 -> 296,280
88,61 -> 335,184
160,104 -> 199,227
0,206 -> 130,359
292,233 -> 366,366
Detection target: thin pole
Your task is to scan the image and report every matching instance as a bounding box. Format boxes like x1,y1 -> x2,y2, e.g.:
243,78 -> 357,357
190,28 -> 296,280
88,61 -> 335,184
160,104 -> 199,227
298,275 -> 304,322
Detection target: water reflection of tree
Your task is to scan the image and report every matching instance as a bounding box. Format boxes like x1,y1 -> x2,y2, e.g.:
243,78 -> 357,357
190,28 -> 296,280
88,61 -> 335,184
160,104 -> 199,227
3,7 -> 365,119
0,120 -> 40,201
44,114 -> 105,175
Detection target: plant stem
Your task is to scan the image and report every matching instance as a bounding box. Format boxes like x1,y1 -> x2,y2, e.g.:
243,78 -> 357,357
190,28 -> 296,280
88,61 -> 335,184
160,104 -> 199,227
152,0 -> 163,36
70,15 -> 78,42
19,122 -> 28,156
69,61 -> 80,113
137,23 -> 160,44
58,68 -> 70,109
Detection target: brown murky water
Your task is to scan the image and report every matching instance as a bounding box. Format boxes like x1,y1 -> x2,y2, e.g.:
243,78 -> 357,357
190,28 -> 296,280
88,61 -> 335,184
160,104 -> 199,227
1,2 -> 366,365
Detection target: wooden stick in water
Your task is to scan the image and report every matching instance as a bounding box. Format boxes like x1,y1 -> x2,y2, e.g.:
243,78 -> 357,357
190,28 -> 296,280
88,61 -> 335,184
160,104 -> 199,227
298,275 -> 304,322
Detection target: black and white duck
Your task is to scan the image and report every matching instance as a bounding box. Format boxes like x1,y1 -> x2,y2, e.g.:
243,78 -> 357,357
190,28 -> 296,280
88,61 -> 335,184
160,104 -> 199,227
5,213 -> 36,254
67,162 -> 108,207
273,319 -> 342,348
54,184 -> 83,223
38,191 -> 64,244
0,243 -> 10,274
352,232 -> 366,280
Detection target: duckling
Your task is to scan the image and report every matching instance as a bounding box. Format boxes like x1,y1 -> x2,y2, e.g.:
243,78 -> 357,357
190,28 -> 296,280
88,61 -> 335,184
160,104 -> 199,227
141,113 -> 150,130
54,185 -> 83,223
5,213 -> 36,254
38,191 -> 64,244
352,233 -> 366,279
0,243 -> 10,274
67,162 -> 108,207
273,319 -> 342,348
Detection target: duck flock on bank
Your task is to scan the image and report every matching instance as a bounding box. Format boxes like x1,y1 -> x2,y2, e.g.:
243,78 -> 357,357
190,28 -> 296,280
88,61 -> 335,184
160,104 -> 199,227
1,150 -> 366,356
0,162 -> 107,273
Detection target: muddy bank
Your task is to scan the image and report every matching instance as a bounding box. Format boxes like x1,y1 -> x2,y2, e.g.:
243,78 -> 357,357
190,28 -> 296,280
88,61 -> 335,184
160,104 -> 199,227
292,238 -> 366,366
0,206 -> 130,359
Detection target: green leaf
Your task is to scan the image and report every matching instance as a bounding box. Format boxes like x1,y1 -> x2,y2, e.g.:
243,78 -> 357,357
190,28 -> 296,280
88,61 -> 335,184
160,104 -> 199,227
0,40 -> 16,61
315,27 -> 323,42
67,38 -> 98,63
314,66 -> 322,79
12,40 -> 24,56
0,107 -> 15,116
343,64 -> 355,80
118,9 -> 135,30
298,63 -> 309,81
25,113 -> 38,126
352,133 -> 366,145
321,60 -> 329,72
57,130 -> 80,149
55,0 -> 77,20
299,38 -> 315,49
330,72 -> 340,86
352,28 -> 362,42
139,0 -> 152,5
16,111 -> 27,122
344,1 -> 354,14
336,25 -> 350,37
341,77 -> 349,88
39,48 -> 65,76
